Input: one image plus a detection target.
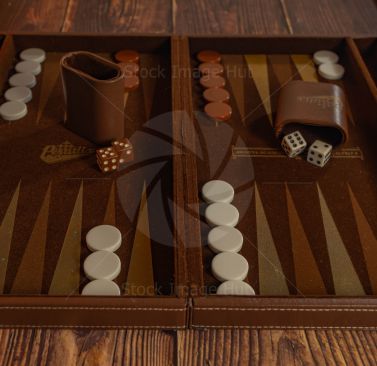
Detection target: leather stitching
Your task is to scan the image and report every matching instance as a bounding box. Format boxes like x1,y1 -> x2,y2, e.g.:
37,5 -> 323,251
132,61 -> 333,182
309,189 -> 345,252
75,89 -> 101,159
0,325 -> 186,329
0,307 -> 186,311
192,325 -> 377,329
195,307 -> 377,311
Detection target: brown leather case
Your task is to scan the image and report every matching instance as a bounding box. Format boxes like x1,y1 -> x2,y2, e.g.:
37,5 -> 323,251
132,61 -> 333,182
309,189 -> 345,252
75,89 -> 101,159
61,51 -> 125,145
1,34 -> 377,329
274,80 -> 348,147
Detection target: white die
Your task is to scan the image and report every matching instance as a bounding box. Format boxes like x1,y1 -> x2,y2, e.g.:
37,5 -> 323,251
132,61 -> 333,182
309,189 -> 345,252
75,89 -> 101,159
281,131 -> 307,158
307,140 -> 332,167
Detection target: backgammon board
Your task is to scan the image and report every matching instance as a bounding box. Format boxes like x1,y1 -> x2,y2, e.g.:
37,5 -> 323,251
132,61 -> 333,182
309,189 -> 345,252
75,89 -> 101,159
0,34 -> 376,328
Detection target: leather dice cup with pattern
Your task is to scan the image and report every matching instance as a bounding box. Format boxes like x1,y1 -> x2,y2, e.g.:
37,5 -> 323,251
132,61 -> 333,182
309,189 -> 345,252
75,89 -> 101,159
275,80 -> 348,148
61,51 -> 125,145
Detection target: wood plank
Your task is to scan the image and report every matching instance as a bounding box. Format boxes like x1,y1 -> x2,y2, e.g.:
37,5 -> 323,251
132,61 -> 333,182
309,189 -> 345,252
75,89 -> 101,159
62,0 -> 171,32
0,329 -> 176,366
173,0 -> 289,34
177,330 -> 377,365
283,0 -> 377,35
0,0 -> 68,32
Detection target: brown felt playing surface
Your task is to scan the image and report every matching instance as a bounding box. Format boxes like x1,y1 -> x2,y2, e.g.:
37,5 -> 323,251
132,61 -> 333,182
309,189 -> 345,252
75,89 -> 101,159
0,36 -> 175,296
190,41 -> 377,296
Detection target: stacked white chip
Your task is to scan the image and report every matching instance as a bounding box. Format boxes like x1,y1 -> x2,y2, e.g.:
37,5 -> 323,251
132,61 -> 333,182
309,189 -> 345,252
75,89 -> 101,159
82,225 -> 123,296
313,50 -> 345,80
201,180 -> 255,296
0,48 -> 46,122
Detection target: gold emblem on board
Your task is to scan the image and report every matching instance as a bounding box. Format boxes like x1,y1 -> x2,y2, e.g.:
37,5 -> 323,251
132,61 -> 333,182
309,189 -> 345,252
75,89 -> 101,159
40,141 -> 95,164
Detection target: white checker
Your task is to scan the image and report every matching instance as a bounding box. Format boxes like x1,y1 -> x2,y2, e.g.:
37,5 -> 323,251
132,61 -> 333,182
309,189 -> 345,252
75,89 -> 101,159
0,101 -> 27,121
15,60 -> 42,75
318,63 -> 345,80
216,280 -> 255,295
202,180 -> 234,203
86,225 -> 122,252
205,202 -> 239,227
211,252 -> 249,282
82,279 -> 121,296
313,50 -> 339,65
83,250 -> 121,280
208,225 -> 243,253
20,48 -> 46,63
9,72 -> 36,88
4,86 -> 32,103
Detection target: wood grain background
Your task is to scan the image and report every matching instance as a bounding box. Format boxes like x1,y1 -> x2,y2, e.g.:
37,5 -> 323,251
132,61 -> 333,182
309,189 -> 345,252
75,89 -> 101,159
1,0 -> 377,364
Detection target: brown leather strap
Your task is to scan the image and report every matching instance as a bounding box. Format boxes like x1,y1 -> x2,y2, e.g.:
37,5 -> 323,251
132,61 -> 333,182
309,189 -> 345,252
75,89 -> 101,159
191,297 -> 377,329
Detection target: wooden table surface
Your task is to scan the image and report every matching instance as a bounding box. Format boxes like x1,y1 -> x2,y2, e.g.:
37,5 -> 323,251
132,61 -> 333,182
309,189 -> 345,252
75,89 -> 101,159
1,0 -> 377,365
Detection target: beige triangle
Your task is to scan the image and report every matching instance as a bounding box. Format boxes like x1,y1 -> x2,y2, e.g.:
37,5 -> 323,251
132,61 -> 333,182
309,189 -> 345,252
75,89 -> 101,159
255,184 -> 289,295
222,55 -> 245,122
125,182 -> 154,296
0,181 -> 21,293
290,55 -> 318,82
285,184 -> 326,294
36,53 -> 61,125
244,55 -> 272,125
140,55 -> 159,121
348,184 -> 377,293
49,181 -> 83,295
123,92 -> 129,110
317,184 -> 364,295
103,181 -> 116,226
11,183 -> 51,294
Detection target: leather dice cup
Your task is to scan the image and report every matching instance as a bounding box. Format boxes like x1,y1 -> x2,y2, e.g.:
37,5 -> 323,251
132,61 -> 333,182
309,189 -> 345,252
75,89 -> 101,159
275,80 -> 348,148
61,51 -> 125,145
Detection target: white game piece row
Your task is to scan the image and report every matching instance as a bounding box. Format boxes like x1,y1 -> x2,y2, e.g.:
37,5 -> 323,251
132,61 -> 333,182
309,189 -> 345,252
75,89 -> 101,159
313,50 -> 345,80
82,224 -> 123,296
201,181 -> 255,295
0,48 -> 45,121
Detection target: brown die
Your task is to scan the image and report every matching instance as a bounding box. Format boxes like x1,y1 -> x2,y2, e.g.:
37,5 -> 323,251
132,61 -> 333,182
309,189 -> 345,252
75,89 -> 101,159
96,147 -> 120,173
112,138 -> 134,164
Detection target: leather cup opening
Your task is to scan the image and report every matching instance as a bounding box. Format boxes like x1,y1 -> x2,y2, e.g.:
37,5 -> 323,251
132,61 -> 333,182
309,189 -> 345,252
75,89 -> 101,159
65,53 -> 120,80
282,123 -> 344,147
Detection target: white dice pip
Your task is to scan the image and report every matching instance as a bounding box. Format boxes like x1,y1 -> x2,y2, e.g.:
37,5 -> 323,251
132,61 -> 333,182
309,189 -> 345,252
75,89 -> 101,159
307,140 -> 332,167
281,131 -> 307,158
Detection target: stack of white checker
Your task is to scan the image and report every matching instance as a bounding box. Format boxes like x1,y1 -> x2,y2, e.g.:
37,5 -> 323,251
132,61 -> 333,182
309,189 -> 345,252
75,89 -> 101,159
313,50 -> 345,81
0,48 -> 46,121
82,225 -> 123,296
202,180 -> 255,296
